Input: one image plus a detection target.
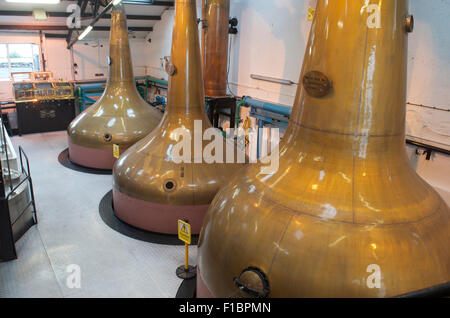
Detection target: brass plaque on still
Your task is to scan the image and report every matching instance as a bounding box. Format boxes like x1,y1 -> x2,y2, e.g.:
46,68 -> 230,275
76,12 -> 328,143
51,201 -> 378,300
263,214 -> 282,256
303,71 -> 331,97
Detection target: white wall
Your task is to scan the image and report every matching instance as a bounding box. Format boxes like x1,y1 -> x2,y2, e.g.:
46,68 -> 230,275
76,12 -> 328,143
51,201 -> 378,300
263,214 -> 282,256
408,0 -> 450,110
0,34 -> 150,100
227,0 -> 314,105
45,38 -> 73,81
144,8 -> 175,81
0,32 -> 41,101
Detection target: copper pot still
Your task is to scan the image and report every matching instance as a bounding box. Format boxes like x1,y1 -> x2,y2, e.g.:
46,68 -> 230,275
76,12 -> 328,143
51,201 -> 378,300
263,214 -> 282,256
67,3 -> 162,170
112,0 -> 244,235
198,0 -> 449,298
203,0 -> 231,97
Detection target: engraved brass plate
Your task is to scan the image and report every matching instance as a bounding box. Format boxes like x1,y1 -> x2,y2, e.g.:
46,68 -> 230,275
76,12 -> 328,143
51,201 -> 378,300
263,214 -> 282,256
303,71 -> 332,97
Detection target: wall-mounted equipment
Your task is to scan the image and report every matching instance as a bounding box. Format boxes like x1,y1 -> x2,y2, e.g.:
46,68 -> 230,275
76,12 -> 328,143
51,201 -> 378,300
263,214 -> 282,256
229,17 -> 238,34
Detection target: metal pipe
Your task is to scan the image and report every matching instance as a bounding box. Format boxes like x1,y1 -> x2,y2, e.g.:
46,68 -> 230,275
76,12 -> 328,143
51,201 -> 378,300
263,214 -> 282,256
201,0 -> 206,73
250,74 -> 296,86
0,10 -> 161,20
242,96 -> 291,117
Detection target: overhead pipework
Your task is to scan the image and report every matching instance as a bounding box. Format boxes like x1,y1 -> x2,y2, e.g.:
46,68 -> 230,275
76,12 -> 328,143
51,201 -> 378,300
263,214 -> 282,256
112,0 -> 245,235
197,0 -> 450,298
67,3 -> 163,170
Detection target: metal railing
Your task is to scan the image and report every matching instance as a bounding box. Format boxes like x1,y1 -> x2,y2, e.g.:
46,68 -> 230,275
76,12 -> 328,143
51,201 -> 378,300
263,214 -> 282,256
6,146 -> 38,227
0,110 -> 37,262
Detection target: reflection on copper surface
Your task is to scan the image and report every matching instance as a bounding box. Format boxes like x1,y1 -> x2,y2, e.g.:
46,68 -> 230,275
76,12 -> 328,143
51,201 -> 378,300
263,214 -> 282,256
197,0 -> 449,298
112,0 -> 244,235
67,4 -> 162,170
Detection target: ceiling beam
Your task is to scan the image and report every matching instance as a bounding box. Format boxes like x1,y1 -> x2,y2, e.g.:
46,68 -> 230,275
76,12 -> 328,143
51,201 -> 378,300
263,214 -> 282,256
123,0 -> 173,6
44,33 -> 68,39
92,26 -> 153,31
0,10 -> 161,20
0,25 -> 153,32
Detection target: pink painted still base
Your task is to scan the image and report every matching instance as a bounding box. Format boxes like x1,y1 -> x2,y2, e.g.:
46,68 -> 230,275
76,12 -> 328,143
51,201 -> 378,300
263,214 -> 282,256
68,141 -> 115,170
196,266 -> 213,298
112,187 -> 209,235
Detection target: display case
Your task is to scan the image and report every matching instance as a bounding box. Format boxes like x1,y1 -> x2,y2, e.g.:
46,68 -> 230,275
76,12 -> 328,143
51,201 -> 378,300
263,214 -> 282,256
13,82 -> 35,102
13,80 -> 76,135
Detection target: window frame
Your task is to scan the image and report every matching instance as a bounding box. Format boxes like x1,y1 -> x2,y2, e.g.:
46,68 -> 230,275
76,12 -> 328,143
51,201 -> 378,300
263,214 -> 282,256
0,43 -> 41,81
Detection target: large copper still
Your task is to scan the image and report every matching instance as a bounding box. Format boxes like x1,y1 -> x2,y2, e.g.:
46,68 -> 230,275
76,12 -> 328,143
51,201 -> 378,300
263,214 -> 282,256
203,0 -> 230,97
197,0 -> 449,297
112,0 -> 244,235
67,4 -> 162,170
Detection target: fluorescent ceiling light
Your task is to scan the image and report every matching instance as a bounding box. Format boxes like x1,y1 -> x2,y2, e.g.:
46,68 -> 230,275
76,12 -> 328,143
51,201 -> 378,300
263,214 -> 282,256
78,25 -> 93,40
250,74 -> 296,86
33,9 -> 48,21
112,0 -> 123,5
6,0 -> 60,4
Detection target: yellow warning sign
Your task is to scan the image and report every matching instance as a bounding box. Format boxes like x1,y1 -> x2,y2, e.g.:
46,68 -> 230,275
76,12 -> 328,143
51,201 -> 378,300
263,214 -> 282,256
308,8 -> 315,21
113,144 -> 120,159
178,220 -> 191,245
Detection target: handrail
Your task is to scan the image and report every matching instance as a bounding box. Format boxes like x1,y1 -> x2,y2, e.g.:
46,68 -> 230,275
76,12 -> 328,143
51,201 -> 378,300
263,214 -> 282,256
19,146 -> 37,224
1,117 -> 14,192
406,138 -> 450,159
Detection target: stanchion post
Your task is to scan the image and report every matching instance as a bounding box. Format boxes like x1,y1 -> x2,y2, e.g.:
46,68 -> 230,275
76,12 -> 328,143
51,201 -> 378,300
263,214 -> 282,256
176,219 -> 196,280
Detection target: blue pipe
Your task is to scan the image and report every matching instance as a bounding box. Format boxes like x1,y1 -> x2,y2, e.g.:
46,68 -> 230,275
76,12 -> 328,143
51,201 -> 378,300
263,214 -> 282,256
77,84 -> 105,91
241,96 -> 292,117
240,96 -> 293,158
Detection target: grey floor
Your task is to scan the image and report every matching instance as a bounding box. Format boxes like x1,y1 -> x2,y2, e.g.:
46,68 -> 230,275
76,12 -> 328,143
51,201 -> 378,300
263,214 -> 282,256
0,131 -> 196,298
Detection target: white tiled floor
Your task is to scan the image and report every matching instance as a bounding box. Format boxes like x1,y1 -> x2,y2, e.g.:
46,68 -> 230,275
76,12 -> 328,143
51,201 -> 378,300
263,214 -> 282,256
0,131 -> 194,298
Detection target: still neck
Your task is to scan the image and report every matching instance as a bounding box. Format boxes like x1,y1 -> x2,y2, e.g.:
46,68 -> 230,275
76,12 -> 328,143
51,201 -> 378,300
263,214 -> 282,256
166,0 -> 206,115
107,4 -> 135,86
289,0 -> 409,141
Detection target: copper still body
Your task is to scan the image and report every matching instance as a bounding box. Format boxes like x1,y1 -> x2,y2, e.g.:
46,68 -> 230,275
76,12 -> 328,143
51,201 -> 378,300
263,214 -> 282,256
67,4 -> 162,170
203,0 -> 230,97
197,0 -> 449,298
112,0 -> 244,235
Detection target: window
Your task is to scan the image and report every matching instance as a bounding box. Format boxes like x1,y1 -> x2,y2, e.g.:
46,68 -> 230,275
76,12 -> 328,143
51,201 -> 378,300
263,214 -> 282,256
0,44 -> 8,79
0,43 -> 40,80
